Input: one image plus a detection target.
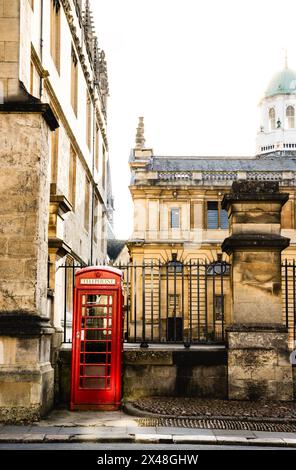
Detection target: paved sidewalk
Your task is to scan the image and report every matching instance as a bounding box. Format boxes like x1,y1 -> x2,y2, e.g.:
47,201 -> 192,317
0,410 -> 296,447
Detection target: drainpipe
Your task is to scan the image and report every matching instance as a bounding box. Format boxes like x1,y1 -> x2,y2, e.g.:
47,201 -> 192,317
39,0 -> 44,98
90,102 -> 96,265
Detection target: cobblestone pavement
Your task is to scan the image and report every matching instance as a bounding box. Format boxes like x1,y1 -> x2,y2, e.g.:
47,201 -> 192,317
129,397 -> 296,420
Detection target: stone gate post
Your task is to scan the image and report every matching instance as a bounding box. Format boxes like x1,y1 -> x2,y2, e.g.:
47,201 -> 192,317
222,181 -> 293,401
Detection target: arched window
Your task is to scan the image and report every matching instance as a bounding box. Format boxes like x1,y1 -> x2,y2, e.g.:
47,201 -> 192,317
269,108 -> 276,130
286,105 -> 295,128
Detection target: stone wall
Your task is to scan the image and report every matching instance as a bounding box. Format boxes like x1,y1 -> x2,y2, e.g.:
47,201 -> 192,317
57,347 -> 227,405
0,113 -> 54,422
123,349 -> 227,402
228,328 -> 293,401
0,113 -> 50,315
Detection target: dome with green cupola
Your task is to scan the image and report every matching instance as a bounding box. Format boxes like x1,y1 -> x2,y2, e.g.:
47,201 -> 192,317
265,67 -> 296,97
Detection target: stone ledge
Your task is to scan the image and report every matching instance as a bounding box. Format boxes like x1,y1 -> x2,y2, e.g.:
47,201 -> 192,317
48,238 -> 72,258
226,324 -> 288,333
222,233 -> 290,255
124,350 -> 173,365
0,102 -> 59,131
50,194 -> 72,215
0,313 -> 54,337
222,181 -> 289,210
124,349 -> 227,366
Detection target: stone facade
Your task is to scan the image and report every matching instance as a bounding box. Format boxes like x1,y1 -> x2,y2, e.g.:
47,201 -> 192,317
0,0 -> 113,421
127,119 -> 296,348
0,112 -> 54,422
123,349 -> 227,401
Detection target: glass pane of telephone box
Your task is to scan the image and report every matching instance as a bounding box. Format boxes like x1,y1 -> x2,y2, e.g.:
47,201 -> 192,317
79,377 -> 106,389
80,365 -> 106,377
85,329 -> 111,340
82,294 -> 108,305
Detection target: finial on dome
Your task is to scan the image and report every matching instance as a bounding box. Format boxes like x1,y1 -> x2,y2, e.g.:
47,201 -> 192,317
135,117 -> 145,149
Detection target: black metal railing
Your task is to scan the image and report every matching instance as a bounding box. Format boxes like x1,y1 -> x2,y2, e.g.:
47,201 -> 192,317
282,260 -> 296,348
59,262 -> 85,343
58,260 -> 230,345
57,260 -> 296,348
117,260 -> 230,346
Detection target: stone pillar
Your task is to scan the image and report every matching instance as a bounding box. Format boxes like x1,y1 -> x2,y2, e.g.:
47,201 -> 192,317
222,181 -> 293,401
0,112 -> 58,422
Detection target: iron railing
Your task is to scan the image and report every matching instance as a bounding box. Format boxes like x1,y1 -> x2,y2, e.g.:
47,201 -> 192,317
59,262 -> 85,343
57,260 -> 296,348
58,260 -> 230,345
116,260 -> 230,346
282,259 -> 296,348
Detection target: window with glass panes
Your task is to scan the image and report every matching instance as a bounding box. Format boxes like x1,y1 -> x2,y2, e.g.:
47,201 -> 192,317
269,108 -> 276,130
207,201 -> 228,229
286,106 -> 295,128
170,208 -> 180,228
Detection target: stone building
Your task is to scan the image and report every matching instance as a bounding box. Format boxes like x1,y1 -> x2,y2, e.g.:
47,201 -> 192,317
0,0 -> 113,421
127,66 -> 296,348
123,68 -> 296,402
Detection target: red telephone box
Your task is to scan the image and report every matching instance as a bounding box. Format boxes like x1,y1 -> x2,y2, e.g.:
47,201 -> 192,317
70,267 -> 123,410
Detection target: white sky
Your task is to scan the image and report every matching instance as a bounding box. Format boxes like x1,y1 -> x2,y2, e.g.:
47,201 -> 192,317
93,0 -> 296,239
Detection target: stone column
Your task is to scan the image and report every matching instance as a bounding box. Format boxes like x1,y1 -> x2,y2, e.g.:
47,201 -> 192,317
0,112 -> 57,422
222,181 -> 293,401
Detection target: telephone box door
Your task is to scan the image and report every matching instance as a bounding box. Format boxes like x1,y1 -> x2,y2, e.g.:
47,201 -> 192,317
70,268 -> 123,410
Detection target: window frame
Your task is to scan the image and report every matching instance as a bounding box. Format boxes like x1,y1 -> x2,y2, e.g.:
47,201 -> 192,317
86,91 -> 92,150
71,45 -> 78,116
170,208 -> 181,229
50,0 -> 61,73
286,105 -> 295,129
206,200 -> 228,230
269,107 -> 276,131
93,194 -> 99,244
95,124 -> 99,172
84,176 -> 91,232
68,146 -> 77,210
